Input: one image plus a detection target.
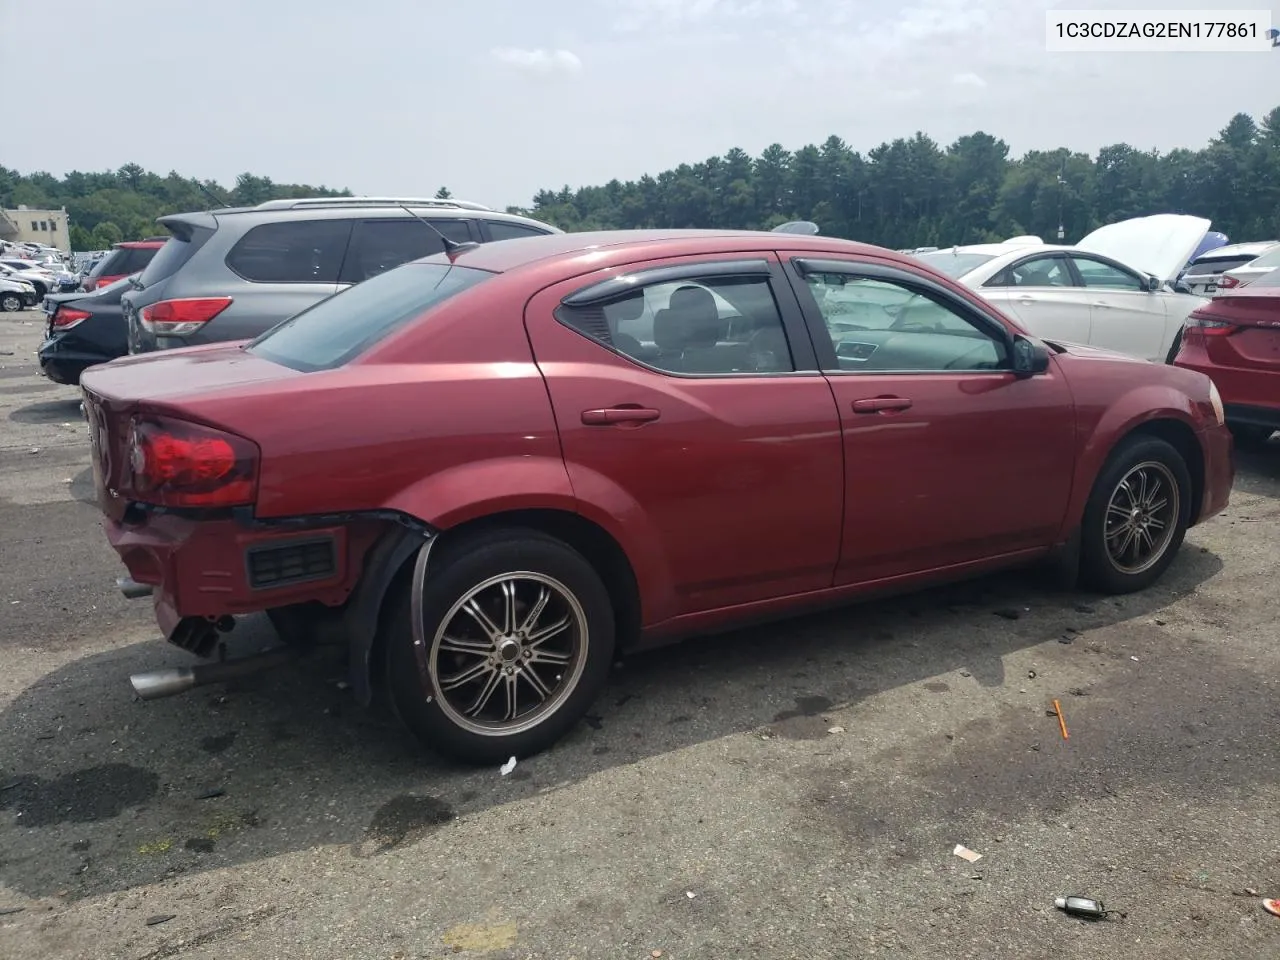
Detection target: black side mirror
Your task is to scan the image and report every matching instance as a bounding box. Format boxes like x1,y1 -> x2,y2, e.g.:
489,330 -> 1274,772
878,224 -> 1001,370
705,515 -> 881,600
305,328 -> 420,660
1012,335 -> 1050,377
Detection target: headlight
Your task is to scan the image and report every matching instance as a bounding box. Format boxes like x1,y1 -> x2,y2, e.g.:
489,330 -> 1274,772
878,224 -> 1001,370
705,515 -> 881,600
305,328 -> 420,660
1207,380 -> 1224,425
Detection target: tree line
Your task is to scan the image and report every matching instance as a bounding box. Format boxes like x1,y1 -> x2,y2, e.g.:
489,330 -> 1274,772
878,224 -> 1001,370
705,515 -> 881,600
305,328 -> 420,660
2,106 -> 1277,252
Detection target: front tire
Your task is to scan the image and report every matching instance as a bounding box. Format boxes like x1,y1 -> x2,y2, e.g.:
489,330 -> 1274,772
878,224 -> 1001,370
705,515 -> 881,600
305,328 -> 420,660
0,292 -> 22,312
1079,436 -> 1191,594
386,529 -> 615,764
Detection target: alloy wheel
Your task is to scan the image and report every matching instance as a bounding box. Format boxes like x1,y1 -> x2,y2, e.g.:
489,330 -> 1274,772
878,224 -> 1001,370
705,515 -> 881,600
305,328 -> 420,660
1103,460 -> 1180,575
428,571 -> 588,737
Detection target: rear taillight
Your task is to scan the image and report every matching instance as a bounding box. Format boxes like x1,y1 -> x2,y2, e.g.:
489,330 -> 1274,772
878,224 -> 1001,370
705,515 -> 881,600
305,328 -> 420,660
1217,275 -> 1240,289
139,297 -> 233,338
127,416 -> 258,508
1185,316 -> 1237,336
51,306 -> 91,329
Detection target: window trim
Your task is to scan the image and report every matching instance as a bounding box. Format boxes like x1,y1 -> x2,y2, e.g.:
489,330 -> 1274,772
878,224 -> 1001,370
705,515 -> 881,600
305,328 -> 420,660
554,257 -> 821,378
786,257 -> 1018,376
223,219 -> 355,285
1064,252 -> 1147,290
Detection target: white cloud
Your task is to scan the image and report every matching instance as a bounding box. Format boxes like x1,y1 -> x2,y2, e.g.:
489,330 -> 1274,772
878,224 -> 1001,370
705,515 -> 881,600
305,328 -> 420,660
490,47 -> 583,74
610,0 -> 796,31
952,71 -> 987,87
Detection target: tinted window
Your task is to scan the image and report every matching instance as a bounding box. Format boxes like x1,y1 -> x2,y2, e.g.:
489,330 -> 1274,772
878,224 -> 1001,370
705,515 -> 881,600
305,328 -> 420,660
557,273 -> 795,375
248,261 -> 492,372
915,251 -> 996,278
803,272 -> 1008,372
487,221 -> 552,241
987,255 -> 1074,287
140,231 -> 208,286
1070,257 -> 1142,290
338,219 -> 472,284
1245,246 -> 1280,270
226,220 -> 352,283
1252,268 -> 1280,288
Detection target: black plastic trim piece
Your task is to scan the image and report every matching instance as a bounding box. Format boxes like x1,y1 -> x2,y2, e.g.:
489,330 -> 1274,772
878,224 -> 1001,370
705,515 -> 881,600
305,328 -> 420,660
245,536 -> 338,591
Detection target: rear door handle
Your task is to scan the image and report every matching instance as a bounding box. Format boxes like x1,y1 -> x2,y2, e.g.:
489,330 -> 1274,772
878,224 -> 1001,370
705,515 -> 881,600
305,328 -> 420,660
581,406 -> 661,425
851,397 -> 913,414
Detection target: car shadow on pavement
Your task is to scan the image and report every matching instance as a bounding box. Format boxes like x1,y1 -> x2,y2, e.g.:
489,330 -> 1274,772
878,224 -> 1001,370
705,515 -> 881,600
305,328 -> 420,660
7,397 -> 83,426
0,547 -> 1225,901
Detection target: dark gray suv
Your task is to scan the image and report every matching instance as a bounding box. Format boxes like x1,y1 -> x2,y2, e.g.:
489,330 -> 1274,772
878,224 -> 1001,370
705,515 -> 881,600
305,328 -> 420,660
123,197 -> 561,354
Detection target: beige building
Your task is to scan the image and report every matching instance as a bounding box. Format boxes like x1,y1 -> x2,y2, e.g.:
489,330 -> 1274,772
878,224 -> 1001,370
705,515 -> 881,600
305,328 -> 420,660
0,206 -> 71,253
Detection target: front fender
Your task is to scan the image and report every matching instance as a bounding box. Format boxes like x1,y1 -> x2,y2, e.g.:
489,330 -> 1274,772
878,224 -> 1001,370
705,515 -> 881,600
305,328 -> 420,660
1064,384 -> 1201,532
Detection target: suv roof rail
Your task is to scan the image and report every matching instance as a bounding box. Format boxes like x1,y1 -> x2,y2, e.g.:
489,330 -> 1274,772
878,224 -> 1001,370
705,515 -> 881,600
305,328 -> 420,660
252,196 -> 493,212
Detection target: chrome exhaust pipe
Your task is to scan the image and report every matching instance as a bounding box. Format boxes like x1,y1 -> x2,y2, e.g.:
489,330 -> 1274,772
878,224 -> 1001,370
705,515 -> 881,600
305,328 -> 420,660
130,647 -> 298,701
118,576 -> 153,599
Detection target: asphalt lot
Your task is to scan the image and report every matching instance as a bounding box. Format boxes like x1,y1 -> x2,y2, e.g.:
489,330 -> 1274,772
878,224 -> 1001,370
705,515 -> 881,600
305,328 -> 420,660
2,307 -> 1279,960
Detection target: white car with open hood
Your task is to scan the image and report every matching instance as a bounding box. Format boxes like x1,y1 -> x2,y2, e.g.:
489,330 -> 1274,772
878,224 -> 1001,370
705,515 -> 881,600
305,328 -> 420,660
915,214 -> 1212,363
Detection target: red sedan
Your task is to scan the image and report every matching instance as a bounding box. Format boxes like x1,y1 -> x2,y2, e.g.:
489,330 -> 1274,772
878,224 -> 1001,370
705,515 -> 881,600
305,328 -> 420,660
1173,267 -> 1280,447
79,230 -> 1233,763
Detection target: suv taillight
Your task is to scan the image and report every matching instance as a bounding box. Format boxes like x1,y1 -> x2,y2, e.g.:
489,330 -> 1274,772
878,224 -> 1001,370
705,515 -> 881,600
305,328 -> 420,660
51,306 -> 92,329
127,415 -> 258,508
140,297 -> 233,337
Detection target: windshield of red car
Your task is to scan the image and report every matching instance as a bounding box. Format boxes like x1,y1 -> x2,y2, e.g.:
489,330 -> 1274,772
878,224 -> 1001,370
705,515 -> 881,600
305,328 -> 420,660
248,261 -> 493,372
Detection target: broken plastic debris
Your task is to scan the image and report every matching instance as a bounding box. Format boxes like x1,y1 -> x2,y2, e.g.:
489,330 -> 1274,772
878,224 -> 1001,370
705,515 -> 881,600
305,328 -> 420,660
952,844 -> 982,863
145,914 -> 176,926
1055,895 -> 1106,919
499,756 -> 517,776
1263,898 -> 1280,917
1130,656 -> 1140,662
827,725 -> 845,734
686,890 -> 696,899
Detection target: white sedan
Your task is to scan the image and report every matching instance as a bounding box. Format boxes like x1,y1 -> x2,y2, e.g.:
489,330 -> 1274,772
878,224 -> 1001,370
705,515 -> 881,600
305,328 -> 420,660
915,214 -> 1211,363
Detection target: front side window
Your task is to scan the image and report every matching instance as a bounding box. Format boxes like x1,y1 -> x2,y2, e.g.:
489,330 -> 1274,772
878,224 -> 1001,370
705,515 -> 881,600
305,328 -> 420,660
226,219 -> 353,283
1070,256 -> 1143,290
987,255 -> 1074,288
249,261 -> 493,372
803,271 -> 1008,373
557,273 -> 795,375
338,219 -> 473,284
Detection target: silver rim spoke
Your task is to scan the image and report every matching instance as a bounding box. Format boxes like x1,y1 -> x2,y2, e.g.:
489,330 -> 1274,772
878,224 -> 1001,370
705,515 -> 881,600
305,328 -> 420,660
426,571 -> 588,737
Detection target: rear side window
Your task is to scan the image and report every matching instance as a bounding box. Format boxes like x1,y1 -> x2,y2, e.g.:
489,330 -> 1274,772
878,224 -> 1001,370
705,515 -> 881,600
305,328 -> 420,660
487,221 -> 552,241
248,261 -> 493,372
226,220 -> 352,283
338,219 -> 473,284
1252,268 -> 1280,288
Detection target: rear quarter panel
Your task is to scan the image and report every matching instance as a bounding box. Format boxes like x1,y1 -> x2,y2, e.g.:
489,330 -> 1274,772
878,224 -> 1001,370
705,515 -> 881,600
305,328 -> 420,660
178,278 -> 575,524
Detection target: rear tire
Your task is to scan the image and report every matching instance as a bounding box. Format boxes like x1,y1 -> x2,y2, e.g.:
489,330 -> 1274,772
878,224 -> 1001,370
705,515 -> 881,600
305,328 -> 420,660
386,529 -> 615,764
1079,436 -> 1191,594
0,293 -> 21,312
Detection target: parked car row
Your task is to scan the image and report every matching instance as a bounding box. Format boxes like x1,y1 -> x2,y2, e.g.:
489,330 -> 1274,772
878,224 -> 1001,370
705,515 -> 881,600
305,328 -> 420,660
37,196 -> 561,382
77,223 -> 1235,763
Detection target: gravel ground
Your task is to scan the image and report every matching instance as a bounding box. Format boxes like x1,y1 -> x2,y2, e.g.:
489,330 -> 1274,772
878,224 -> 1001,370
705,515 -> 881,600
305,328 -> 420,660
2,308 -> 1279,960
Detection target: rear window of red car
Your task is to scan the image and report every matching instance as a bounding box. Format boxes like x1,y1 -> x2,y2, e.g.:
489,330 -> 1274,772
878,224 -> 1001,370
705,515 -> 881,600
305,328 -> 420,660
248,261 -> 493,372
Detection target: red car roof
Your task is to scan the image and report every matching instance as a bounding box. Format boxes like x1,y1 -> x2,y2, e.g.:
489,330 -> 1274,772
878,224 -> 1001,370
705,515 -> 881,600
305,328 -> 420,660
441,229 -> 911,274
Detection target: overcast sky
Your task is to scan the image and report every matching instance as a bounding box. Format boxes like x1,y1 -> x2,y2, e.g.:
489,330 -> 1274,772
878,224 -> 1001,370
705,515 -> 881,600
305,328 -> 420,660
2,0 -> 1277,209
